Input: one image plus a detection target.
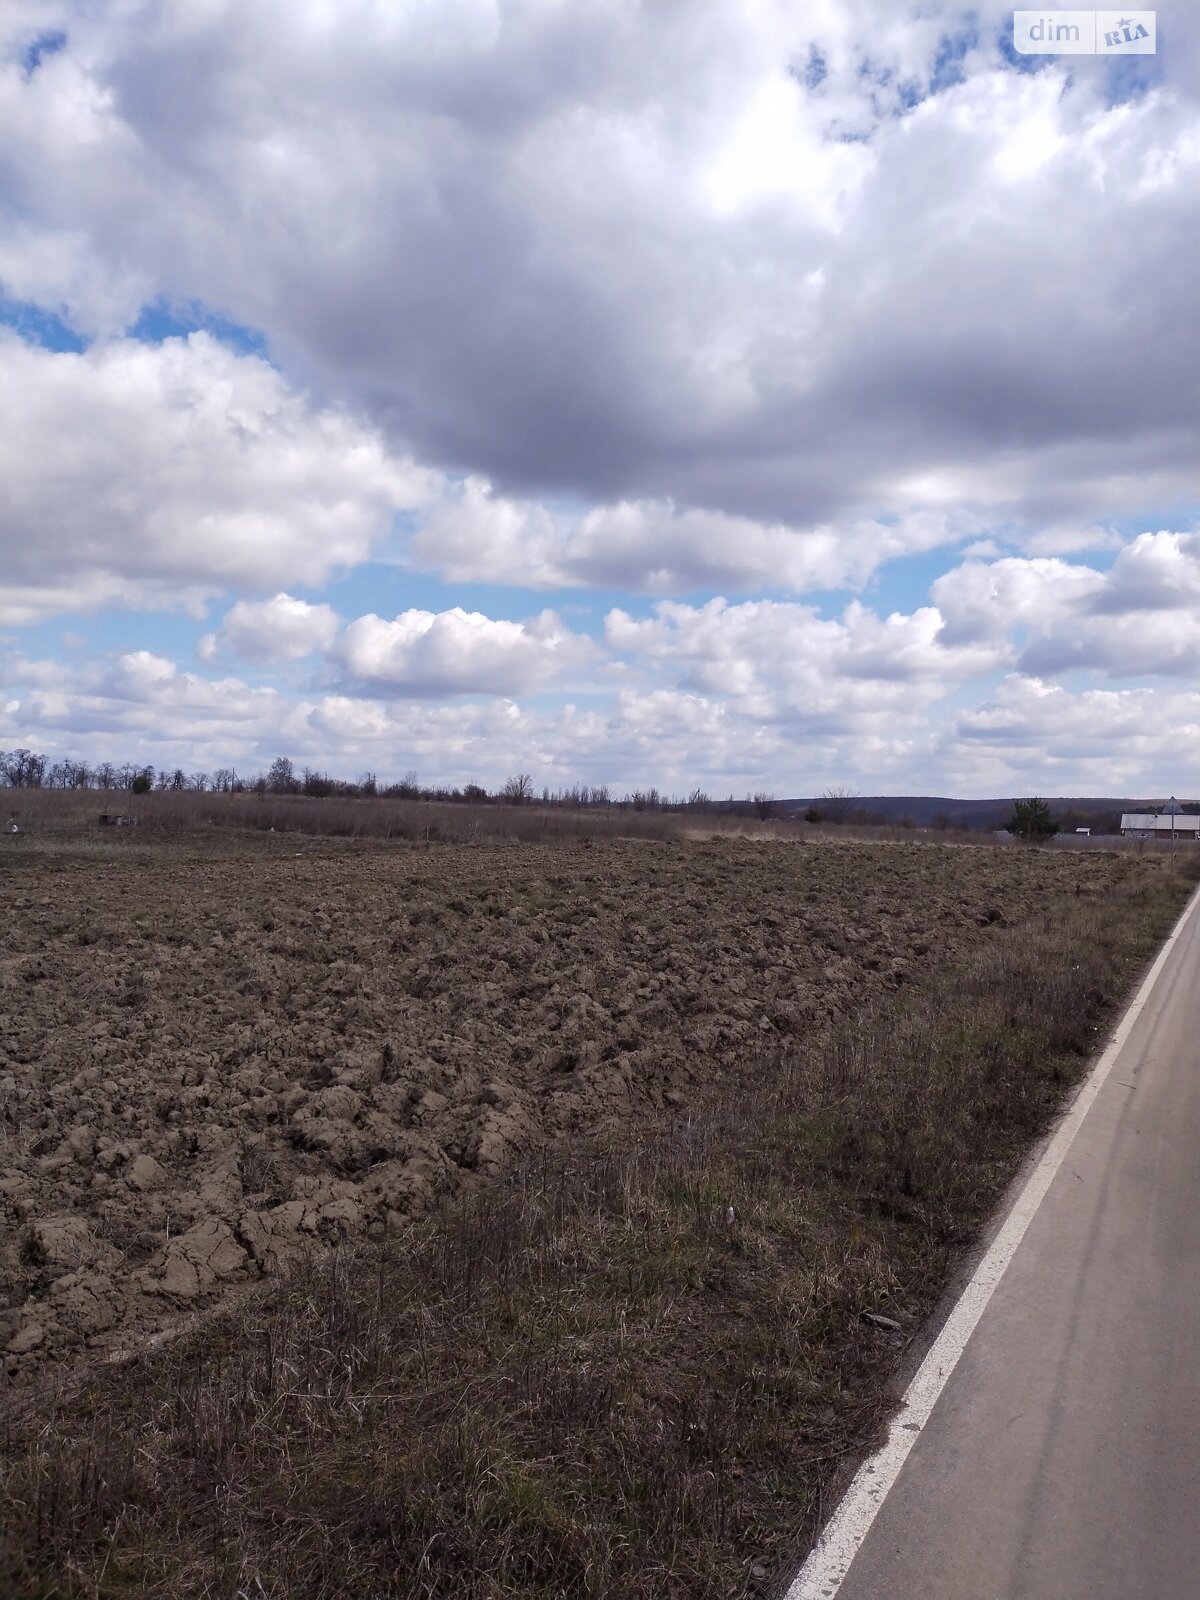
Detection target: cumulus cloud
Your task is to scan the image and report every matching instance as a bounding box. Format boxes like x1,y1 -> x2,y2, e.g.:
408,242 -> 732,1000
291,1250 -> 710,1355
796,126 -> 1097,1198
206,593 -> 342,664
0,650 -> 601,789
949,675 -> 1200,792
413,478 -> 971,594
1,650 -> 293,768
605,596 -> 999,735
5,632 -> 1198,798
2,3 -> 1198,794
333,607 -> 591,697
0,332 -> 435,622
3,2 -> 1196,533
1086,530 -> 1200,615
933,533 -> 1200,676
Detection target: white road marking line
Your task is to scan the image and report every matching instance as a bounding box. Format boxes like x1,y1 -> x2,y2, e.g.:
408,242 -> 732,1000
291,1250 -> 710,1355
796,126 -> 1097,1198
786,880 -> 1200,1600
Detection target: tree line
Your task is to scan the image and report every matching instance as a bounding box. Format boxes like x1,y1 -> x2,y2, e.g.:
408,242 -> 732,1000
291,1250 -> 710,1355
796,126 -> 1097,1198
5,754 -> 1154,837
0,748 -> 793,818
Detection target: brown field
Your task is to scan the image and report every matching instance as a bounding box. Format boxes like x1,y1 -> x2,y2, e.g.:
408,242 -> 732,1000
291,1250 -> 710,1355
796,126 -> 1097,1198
1,822 -> 1196,1599
0,829 -> 1145,1375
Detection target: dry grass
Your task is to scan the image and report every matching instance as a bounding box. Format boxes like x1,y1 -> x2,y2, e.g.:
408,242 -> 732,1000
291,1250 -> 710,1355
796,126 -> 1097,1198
3,789 -> 688,846
9,789 -> 1174,858
2,853 -> 1195,1598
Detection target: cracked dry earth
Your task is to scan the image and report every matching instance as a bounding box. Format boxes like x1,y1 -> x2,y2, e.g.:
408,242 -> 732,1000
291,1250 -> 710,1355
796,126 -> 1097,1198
1,831 -> 1127,1382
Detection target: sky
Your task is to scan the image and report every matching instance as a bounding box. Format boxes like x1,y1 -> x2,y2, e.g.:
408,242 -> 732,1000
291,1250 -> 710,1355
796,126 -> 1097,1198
1,0 -> 1197,799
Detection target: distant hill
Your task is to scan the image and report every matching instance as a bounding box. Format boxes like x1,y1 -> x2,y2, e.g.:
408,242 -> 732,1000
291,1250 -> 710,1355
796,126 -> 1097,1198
781,796 -> 1197,833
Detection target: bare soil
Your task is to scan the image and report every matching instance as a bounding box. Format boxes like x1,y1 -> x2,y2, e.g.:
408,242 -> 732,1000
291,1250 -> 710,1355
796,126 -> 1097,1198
1,832 -> 1132,1379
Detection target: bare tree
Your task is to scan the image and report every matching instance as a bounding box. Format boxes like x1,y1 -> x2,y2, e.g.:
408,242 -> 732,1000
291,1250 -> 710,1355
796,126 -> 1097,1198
0,749 -> 47,788
821,785 -> 859,824
501,773 -> 533,804
499,771 -> 534,800
46,758 -> 91,789
753,791 -> 777,820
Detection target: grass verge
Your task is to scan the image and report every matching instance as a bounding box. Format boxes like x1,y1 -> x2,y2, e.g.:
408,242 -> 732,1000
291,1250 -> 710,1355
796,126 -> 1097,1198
2,855 -> 1197,1599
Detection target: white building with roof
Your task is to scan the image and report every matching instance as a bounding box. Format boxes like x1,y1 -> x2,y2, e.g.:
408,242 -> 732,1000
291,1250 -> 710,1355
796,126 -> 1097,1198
1120,812 -> 1200,840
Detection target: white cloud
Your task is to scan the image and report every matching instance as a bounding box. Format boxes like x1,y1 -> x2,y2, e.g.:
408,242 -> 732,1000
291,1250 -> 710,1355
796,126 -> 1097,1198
1,4 -> 1198,795
333,606 -> 591,697
1092,530 -> 1200,615
0,219 -> 151,338
3,3 -> 1196,533
414,477 -> 970,594
949,675 -> 1200,792
5,626 -> 1197,798
2,651 -> 294,770
106,649 -> 177,697
605,595 -> 999,732
0,332 -> 435,622
212,593 -> 342,663
932,533 -> 1200,675
933,557 -> 1105,647
1017,524 -> 1124,558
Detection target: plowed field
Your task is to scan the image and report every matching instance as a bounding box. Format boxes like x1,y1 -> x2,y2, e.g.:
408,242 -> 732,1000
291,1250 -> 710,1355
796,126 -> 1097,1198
1,832 -> 1130,1378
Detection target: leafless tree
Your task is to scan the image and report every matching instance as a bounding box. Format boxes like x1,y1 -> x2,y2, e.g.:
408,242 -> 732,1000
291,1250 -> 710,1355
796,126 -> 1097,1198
0,749 -> 47,788
821,785 -> 859,823
501,773 -> 533,804
630,787 -> 662,812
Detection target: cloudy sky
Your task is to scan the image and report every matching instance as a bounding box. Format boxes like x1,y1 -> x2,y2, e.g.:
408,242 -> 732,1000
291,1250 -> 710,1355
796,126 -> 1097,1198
2,1 -> 1197,798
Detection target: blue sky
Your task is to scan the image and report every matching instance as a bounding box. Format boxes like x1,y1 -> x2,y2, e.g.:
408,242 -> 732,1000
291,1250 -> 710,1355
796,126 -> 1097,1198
1,0 -> 1197,797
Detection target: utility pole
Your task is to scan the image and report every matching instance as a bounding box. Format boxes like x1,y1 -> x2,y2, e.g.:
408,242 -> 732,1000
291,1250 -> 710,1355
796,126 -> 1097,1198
1164,794 -> 1182,860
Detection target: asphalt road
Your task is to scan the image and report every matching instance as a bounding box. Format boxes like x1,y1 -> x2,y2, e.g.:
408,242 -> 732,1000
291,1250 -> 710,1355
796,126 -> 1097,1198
793,882 -> 1200,1600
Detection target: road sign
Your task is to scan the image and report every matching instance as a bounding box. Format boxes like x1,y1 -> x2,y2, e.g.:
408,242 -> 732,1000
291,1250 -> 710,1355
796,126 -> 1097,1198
1164,796 -> 1182,814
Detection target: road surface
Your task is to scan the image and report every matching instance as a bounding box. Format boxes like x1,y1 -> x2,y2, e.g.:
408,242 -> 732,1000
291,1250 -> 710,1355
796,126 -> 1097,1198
790,882 -> 1200,1600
